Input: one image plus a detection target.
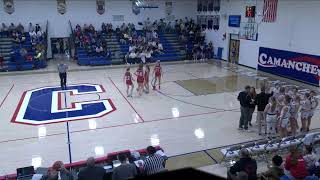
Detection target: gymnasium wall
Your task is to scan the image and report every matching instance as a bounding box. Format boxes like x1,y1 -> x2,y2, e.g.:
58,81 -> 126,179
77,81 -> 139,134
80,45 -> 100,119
204,0 -> 320,68
0,0 -> 197,38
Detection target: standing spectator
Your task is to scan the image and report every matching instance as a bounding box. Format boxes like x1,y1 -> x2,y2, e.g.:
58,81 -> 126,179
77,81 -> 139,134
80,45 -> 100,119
264,96 -> 278,138
278,95 -> 291,138
237,85 -> 251,131
78,157 -> 106,180
284,146 -> 308,180
41,161 -> 73,180
143,146 -> 166,175
228,149 -> 257,180
58,63 -> 68,90
112,154 -> 137,180
255,85 -> 273,135
248,87 -> 256,127
261,155 -> 284,180
28,22 -> 34,32
35,24 -> 41,33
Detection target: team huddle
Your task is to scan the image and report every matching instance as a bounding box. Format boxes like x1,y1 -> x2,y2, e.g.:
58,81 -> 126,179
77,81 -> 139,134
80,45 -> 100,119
124,61 -> 162,97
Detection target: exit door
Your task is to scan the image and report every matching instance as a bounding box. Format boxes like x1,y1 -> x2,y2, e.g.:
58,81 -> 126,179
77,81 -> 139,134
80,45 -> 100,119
228,39 -> 240,64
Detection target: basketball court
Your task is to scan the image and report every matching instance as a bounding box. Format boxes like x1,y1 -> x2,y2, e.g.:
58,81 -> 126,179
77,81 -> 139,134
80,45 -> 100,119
0,61 -> 319,175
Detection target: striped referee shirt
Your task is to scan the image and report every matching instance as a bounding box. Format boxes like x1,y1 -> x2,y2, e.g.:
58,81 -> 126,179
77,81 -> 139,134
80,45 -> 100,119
144,154 -> 165,175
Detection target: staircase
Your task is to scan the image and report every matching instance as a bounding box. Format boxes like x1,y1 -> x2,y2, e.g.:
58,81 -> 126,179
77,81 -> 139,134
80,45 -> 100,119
0,37 -> 13,71
102,33 -> 124,65
157,32 -> 186,61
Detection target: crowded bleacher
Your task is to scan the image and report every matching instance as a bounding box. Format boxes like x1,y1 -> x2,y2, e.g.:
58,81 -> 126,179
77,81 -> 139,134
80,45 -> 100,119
0,22 -> 47,71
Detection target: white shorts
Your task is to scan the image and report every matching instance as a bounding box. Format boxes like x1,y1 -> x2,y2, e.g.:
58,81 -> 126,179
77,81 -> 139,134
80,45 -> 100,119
266,114 -> 277,123
281,118 -> 289,128
309,110 -> 315,118
301,111 -> 310,119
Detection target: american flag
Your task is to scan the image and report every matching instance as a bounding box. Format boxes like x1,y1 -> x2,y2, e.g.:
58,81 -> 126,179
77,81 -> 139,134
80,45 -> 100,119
262,0 -> 278,23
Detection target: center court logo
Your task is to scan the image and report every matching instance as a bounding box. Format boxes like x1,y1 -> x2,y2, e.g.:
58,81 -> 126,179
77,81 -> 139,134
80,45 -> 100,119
11,84 -> 116,125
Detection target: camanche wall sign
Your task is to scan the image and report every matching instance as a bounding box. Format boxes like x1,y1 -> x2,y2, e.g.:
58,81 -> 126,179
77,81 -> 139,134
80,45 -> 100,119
258,47 -> 320,86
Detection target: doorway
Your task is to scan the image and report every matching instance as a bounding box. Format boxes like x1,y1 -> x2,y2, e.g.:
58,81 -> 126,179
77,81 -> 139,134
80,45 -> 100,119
228,34 -> 240,64
51,38 -> 70,60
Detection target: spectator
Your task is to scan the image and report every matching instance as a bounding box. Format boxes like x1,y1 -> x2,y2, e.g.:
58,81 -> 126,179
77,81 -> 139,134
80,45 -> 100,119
41,161 -> 73,180
35,24 -> 41,33
248,87 -> 256,127
228,149 -> 257,180
255,85 -> 273,135
112,154 -> 137,180
303,146 -> 317,174
95,45 -> 104,56
8,23 -> 15,33
285,146 -> 308,179
143,146 -> 166,175
78,157 -> 106,180
237,85 -> 251,131
261,155 -> 284,180
28,22 -> 34,33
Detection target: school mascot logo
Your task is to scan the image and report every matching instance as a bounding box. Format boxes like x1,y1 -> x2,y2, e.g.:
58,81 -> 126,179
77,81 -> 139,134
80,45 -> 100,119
11,84 -> 116,125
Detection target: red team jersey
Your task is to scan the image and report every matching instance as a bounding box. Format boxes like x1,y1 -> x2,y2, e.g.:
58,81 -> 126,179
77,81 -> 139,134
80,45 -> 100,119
155,65 -> 161,77
125,72 -> 133,85
136,69 -> 144,83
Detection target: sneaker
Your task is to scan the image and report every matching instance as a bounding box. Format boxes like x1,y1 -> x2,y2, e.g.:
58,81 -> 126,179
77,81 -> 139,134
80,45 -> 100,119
237,127 -> 244,130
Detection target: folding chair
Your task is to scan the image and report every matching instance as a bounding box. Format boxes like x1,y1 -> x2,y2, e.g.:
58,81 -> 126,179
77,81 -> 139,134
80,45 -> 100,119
220,145 -> 242,166
241,142 -> 255,153
251,139 -> 269,162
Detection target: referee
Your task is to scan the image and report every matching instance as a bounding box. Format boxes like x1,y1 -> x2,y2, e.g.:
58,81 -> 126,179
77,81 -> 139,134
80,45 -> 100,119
143,146 -> 166,175
58,63 -> 68,90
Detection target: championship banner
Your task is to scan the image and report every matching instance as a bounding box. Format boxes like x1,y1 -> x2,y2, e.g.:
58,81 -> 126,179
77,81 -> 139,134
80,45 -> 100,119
3,0 -> 14,14
96,0 -> 105,15
57,0 -> 67,15
258,47 -> 320,86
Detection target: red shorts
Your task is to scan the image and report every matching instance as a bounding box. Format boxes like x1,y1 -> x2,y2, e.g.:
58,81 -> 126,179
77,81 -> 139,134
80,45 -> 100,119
126,80 -> 133,85
155,72 -> 161,77
137,77 -> 144,84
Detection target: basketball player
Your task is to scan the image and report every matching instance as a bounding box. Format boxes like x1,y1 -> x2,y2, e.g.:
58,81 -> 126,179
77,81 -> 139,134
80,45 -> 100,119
264,96 -> 278,138
300,93 -> 312,132
124,67 -> 134,97
289,95 -> 300,136
308,90 -> 318,131
153,60 -> 162,90
144,64 -> 150,93
278,95 -> 291,138
135,63 -> 144,96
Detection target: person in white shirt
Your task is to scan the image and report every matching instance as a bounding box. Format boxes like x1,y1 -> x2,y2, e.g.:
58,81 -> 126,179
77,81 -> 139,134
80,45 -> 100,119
28,22 -> 34,32
157,43 -> 163,52
129,45 -> 136,52
145,49 -> 152,63
152,31 -> 158,39
139,51 -> 146,64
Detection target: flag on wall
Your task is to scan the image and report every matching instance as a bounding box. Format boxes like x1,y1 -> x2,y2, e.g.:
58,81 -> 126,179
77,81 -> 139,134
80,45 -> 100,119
3,0 -> 14,14
262,0 -> 278,23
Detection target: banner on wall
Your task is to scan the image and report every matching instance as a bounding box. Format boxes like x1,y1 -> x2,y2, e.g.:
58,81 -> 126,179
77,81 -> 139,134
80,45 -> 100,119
96,0 -> 105,15
165,1 -> 172,15
3,0 -> 14,14
57,0 -> 67,15
258,47 -> 320,86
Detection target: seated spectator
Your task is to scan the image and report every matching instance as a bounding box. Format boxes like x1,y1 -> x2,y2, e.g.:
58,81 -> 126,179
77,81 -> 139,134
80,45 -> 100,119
157,42 -> 163,52
227,149 -> 257,180
129,45 -> 136,52
303,145 -> 317,175
8,23 -> 15,33
112,154 -> 137,180
78,157 -> 106,180
28,22 -> 34,33
145,49 -> 152,63
284,146 -> 308,180
16,23 -> 24,34
95,45 -> 104,56
35,24 -> 41,33
41,161 -> 73,180
143,146 -> 166,175
261,155 -> 284,180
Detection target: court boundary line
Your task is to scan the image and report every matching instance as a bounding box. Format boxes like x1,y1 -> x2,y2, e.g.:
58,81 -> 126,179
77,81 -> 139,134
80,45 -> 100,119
108,77 -> 145,122
0,84 -> 14,109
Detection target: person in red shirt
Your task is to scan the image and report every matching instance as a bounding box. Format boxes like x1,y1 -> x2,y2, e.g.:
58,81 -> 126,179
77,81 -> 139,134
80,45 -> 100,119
285,146 -> 308,179
135,63 -> 144,96
124,67 -> 134,97
152,60 -> 162,90
144,64 -> 150,94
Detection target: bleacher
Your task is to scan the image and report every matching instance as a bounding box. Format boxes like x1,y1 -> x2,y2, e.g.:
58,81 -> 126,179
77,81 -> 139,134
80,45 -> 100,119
0,26 -> 47,72
77,47 -> 112,66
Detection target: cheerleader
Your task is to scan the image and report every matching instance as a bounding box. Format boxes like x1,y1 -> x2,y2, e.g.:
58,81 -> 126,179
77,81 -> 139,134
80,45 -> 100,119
135,63 -> 144,96
308,90 -> 318,131
300,93 -> 312,132
276,87 -> 286,117
289,95 -> 300,136
144,64 -> 150,93
278,95 -> 291,138
124,67 -> 134,97
153,60 -> 162,90
264,96 -> 278,138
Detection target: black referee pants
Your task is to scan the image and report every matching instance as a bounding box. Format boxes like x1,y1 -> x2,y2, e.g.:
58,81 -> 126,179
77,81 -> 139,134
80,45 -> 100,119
59,73 -> 67,90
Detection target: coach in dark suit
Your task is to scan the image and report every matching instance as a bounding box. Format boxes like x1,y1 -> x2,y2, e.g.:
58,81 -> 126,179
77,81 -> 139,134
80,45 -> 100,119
78,157 -> 106,180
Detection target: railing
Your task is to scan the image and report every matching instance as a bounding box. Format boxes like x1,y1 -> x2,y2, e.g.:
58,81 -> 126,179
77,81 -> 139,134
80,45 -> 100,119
68,20 -> 75,59
44,20 -> 49,60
